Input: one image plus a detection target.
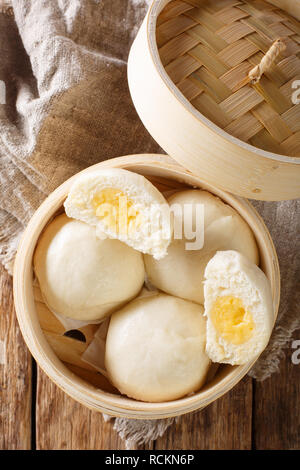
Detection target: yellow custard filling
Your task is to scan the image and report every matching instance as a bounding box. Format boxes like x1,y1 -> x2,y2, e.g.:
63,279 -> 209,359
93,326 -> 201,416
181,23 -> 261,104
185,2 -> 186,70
211,296 -> 255,345
92,188 -> 141,235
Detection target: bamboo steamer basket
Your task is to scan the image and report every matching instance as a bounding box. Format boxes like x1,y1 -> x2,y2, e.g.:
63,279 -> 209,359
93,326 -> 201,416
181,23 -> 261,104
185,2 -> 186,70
14,154 -> 280,419
128,0 -> 300,201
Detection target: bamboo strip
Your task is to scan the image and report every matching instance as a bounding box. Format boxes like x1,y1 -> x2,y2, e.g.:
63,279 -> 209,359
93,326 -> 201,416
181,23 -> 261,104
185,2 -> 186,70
283,37 -> 300,55
157,0 -> 194,26
188,43 -> 230,76
182,0 -> 204,8
224,111 -> 263,140
184,7 -> 225,32
242,16 -> 279,41
246,32 -> 273,53
251,101 -> 293,142
192,92 -> 232,127
218,39 -> 259,67
203,0 -> 242,13
278,55 -> 300,80
269,22 -> 294,37
157,15 -> 197,47
190,67 -> 232,102
165,54 -> 200,83
186,23 -> 228,53
293,35 -> 300,44
240,4 -> 283,23
281,106 -> 300,133
281,131 -> 300,156
252,75 -> 292,114
217,21 -> 255,43
250,127 -> 284,153
283,19 -> 300,36
219,85 -> 263,119
220,62 -> 253,91
159,32 -> 199,65
244,0 -> 274,10
215,6 -> 249,24
239,1 -> 275,17
177,77 -> 203,100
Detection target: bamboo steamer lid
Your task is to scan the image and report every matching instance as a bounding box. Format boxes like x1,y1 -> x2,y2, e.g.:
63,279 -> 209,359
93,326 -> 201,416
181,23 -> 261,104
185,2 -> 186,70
128,0 -> 300,201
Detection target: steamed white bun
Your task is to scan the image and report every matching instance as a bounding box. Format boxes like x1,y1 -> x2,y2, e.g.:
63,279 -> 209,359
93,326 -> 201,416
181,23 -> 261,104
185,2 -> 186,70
64,168 -> 172,259
144,190 -> 259,304
105,293 -> 210,402
204,250 -> 274,365
34,214 -> 145,321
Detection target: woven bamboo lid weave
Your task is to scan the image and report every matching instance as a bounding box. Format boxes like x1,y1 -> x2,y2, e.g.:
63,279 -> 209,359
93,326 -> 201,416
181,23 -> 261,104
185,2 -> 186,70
157,0 -> 300,157
128,0 -> 300,200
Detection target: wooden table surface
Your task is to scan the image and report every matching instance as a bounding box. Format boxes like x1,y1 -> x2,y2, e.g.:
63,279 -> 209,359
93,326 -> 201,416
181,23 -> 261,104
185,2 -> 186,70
0,263 -> 299,450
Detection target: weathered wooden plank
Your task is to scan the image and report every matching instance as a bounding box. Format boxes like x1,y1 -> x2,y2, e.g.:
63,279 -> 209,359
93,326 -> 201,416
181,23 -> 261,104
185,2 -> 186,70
254,333 -> 300,450
36,368 -> 154,450
155,376 -> 253,449
0,265 -> 32,449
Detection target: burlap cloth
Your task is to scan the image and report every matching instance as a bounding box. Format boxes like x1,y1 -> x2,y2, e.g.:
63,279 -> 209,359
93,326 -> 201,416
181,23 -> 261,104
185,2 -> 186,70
0,0 -> 299,449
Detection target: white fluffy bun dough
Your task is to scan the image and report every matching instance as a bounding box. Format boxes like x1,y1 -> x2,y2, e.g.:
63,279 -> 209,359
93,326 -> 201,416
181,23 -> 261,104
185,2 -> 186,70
105,293 -> 211,402
204,251 -> 274,365
64,168 -> 172,260
34,214 -> 145,321
144,190 -> 259,305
